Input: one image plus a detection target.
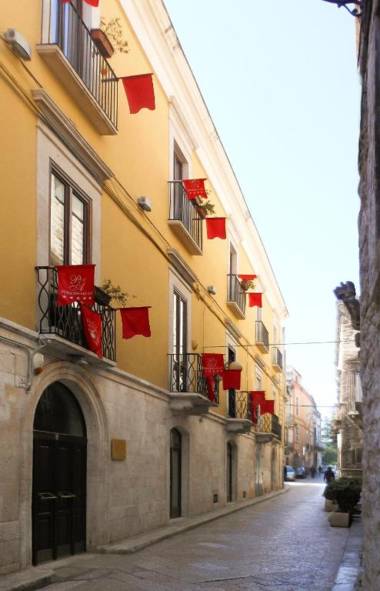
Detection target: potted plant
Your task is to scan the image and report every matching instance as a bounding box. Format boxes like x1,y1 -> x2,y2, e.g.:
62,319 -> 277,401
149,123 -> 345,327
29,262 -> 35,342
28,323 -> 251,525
90,29 -> 114,59
195,200 -> 215,219
99,280 -> 129,307
324,478 -> 361,527
240,278 -> 255,291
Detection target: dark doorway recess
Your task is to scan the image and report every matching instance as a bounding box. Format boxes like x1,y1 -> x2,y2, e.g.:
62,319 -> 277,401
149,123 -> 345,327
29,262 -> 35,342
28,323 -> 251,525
32,382 -> 87,565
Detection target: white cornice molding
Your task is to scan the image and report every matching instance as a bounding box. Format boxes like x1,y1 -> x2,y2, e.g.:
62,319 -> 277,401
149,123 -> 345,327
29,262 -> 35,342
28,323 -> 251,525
119,0 -> 287,318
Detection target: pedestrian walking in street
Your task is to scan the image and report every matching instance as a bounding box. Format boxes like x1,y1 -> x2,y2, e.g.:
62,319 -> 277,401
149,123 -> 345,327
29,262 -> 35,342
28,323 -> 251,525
324,466 -> 335,483
310,466 -> 316,478
318,465 -> 323,475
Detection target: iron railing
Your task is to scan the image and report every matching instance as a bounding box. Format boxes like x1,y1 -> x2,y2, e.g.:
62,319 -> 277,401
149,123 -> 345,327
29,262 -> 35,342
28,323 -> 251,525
42,0 -> 118,128
36,266 -> 116,361
168,182 -> 203,250
257,413 -> 282,439
272,346 -> 283,369
168,353 -> 219,403
227,275 -> 246,316
228,391 -> 252,421
255,320 -> 269,352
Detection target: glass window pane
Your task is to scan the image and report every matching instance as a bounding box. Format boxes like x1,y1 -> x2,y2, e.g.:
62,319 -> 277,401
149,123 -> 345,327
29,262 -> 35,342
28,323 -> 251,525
71,194 -> 85,265
50,174 -> 65,265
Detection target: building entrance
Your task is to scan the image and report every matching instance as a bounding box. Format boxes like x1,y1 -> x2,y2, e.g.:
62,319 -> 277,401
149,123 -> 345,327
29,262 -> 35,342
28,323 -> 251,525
32,382 -> 87,565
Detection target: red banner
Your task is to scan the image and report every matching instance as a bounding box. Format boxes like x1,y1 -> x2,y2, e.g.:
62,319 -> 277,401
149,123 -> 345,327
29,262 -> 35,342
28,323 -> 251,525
61,0 -> 99,5
120,307 -> 151,339
260,400 -> 275,415
250,391 -> 266,406
249,393 -> 258,423
248,292 -> 262,308
238,274 -> 257,281
121,74 -> 155,114
206,217 -> 226,240
182,179 -> 208,200
201,353 -> 225,377
56,264 -> 95,306
81,306 -> 102,358
222,369 -> 241,390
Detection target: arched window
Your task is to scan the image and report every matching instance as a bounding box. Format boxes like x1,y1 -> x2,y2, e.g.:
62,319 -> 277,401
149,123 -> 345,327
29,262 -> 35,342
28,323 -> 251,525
34,382 -> 86,438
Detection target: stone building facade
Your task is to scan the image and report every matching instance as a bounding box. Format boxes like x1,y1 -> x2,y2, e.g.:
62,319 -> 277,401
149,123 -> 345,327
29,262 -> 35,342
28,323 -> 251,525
358,0 -> 380,587
285,368 -> 322,471
333,294 -> 362,479
0,0 -> 287,576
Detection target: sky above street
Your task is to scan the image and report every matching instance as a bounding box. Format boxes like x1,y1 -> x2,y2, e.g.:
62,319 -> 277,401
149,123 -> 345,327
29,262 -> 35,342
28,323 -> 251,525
164,0 -> 360,416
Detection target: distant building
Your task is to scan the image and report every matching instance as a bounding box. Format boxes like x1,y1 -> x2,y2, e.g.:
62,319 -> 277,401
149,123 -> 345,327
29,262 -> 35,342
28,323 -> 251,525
285,368 -> 322,470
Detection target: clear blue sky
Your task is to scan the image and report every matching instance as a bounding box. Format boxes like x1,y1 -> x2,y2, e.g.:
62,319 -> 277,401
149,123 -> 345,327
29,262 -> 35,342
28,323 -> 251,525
164,0 -> 360,416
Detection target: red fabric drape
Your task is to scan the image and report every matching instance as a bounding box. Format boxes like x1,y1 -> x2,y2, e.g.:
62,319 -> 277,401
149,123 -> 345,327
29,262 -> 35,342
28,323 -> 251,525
81,306 -> 102,357
248,292 -> 262,308
56,264 -> 95,306
238,274 -> 257,281
249,391 -> 266,422
222,369 -> 241,390
121,74 -> 155,114
120,307 -> 151,339
61,0 -> 99,5
260,400 -> 275,415
201,353 -> 225,377
182,179 -> 207,200
206,217 -> 226,240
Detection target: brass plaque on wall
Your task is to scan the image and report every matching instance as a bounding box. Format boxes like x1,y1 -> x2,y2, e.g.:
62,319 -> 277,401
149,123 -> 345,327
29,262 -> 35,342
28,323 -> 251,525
111,439 -> 127,461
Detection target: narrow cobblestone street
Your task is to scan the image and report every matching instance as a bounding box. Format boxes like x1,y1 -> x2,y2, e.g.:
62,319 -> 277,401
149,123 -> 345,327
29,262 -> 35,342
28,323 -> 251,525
32,481 -> 354,591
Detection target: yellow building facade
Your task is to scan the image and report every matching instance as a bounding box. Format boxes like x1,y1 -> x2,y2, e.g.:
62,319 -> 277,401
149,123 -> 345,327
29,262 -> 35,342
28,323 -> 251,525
0,0 -> 287,574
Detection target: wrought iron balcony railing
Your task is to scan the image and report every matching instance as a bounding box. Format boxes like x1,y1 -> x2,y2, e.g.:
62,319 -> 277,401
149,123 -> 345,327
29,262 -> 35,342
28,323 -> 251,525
168,353 -> 219,403
36,266 -> 116,361
228,391 -> 252,421
272,346 -> 283,370
40,0 -> 118,130
255,320 -> 269,353
227,275 -> 246,318
257,413 -> 282,439
168,182 -> 203,253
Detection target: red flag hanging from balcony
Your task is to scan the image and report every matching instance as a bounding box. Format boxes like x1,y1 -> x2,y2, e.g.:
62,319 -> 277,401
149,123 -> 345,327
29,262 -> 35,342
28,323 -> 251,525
81,306 -> 102,358
201,353 -> 224,377
182,179 -> 208,201
260,400 -> 275,415
120,307 -> 151,339
61,0 -> 99,5
222,369 -> 241,390
121,74 -> 155,114
56,264 -> 95,306
248,292 -> 262,308
238,274 -> 257,281
250,391 -> 266,406
206,217 -> 226,240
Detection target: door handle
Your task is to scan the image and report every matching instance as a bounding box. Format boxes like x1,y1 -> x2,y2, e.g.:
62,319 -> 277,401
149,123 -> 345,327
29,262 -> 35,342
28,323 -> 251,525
38,492 -> 57,500
58,492 -> 76,499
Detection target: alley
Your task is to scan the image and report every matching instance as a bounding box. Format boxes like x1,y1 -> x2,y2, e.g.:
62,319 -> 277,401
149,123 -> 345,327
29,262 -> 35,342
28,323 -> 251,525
33,482 -> 352,591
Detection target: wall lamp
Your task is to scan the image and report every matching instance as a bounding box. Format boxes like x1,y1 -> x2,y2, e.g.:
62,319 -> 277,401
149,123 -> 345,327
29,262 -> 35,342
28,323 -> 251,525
321,0 -> 361,16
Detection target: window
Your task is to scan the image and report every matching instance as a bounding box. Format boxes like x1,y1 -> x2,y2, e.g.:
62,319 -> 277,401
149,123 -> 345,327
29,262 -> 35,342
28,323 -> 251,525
173,290 -> 187,356
50,170 -> 90,266
256,307 -> 262,321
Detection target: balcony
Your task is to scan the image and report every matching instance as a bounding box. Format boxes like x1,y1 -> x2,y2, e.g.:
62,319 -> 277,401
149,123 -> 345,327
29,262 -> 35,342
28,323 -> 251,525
168,353 -> 217,414
36,266 -> 116,365
226,391 -> 252,434
168,182 -> 203,255
271,347 -> 283,371
256,413 -> 282,443
37,0 -> 118,134
255,320 -> 269,353
227,275 -> 246,319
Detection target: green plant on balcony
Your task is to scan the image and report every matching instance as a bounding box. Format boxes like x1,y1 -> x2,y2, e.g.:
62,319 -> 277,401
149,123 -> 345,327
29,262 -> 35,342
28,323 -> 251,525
240,278 -> 255,291
100,280 -> 130,306
100,18 -> 129,54
195,199 -> 215,219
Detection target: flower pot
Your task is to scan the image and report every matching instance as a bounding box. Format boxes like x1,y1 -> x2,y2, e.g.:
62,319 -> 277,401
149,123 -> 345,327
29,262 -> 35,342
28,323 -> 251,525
195,205 -> 207,219
94,286 -> 112,306
328,511 -> 351,527
240,280 -> 250,291
91,29 -> 114,58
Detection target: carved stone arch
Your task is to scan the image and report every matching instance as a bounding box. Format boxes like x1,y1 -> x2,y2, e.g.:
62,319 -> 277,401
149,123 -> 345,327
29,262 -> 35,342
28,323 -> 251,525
19,361 -> 110,568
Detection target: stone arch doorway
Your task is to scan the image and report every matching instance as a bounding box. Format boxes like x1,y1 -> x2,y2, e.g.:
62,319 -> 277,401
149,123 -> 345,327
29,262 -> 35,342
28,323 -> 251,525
32,381 -> 87,565
170,428 -> 182,518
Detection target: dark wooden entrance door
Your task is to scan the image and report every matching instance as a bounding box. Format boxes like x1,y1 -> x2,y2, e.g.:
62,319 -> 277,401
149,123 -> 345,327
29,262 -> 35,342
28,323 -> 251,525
170,429 -> 182,518
32,382 -> 87,565
227,442 -> 233,503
